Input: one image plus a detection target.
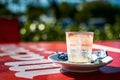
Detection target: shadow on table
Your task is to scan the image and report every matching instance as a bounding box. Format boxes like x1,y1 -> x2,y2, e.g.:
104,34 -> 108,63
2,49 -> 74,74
60,66 -> 120,80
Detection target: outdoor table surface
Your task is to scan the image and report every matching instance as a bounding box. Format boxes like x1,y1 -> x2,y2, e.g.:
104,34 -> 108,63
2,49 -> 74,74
0,41 -> 120,80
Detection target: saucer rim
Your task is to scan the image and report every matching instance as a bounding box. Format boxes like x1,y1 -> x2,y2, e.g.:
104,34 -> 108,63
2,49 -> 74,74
48,53 -> 113,66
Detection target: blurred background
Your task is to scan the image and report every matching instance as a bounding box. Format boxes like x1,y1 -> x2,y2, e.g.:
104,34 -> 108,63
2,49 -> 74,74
0,0 -> 120,42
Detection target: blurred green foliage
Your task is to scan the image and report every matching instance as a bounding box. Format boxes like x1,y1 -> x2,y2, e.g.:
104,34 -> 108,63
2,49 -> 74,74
20,22 -> 65,42
20,21 -> 120,42
1,1 -> 120,42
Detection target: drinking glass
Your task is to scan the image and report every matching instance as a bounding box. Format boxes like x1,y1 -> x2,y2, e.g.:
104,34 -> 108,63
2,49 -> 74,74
66,32 -> 94,63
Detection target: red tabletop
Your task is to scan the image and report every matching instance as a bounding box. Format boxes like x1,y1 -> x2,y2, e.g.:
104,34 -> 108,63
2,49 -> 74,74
0,41 -> 120,80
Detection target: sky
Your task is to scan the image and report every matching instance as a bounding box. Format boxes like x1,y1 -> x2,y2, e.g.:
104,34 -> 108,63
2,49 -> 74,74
0,0 -> 120,13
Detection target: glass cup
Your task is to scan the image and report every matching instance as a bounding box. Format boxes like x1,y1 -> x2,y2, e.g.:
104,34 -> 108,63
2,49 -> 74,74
66,32 -> 94,63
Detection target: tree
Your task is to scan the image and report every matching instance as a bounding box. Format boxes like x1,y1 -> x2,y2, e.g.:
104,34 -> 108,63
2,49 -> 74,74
74,1 -> 118,24
0,3 -> 15,17
58,2 -> 74,19
26,5 -> 45,21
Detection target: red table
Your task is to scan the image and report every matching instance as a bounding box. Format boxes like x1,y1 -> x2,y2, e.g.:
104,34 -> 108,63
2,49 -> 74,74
0,41 -> 120,80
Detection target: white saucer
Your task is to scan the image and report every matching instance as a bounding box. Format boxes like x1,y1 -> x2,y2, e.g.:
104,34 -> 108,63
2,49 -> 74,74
48,54 -> 113,72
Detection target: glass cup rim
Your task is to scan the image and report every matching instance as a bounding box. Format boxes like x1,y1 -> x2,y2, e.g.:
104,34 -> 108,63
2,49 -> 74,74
65,31 -> 94,34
